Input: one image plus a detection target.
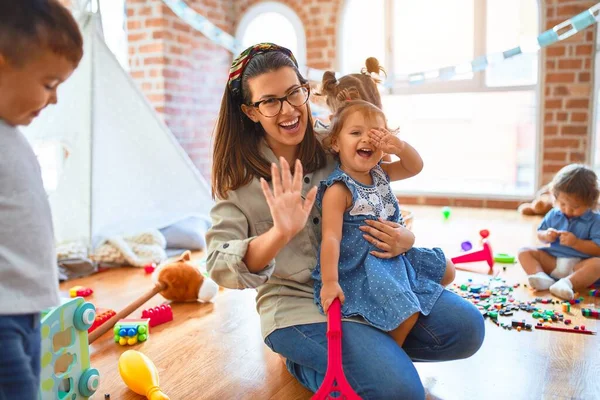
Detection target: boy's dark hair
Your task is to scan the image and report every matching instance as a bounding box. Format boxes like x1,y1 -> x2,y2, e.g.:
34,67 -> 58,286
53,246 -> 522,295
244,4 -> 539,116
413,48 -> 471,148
550,164 -> 600,207
0,0 -> 83,67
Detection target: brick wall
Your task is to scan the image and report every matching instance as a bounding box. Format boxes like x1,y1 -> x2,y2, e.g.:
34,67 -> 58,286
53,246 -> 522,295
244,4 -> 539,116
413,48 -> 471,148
127,0 -> 234,179
539,0 -> 597,186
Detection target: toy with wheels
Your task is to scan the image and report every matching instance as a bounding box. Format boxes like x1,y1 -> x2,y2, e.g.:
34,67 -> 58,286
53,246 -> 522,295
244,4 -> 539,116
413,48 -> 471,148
39,297 -> 99,399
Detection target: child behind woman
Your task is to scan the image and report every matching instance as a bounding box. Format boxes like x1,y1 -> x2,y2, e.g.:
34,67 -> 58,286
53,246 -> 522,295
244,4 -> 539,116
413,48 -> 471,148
518,164 -> 600,300
312,99 -> 454,346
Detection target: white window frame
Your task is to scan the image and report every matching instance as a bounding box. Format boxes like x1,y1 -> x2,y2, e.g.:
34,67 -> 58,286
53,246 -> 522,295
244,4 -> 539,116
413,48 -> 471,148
236,2 -> 307,67
338,0 -> 543,199
384,0 -> 541,95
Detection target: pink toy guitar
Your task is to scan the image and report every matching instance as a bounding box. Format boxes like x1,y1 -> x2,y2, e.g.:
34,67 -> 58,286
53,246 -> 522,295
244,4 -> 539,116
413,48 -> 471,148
312,299 -> 362,400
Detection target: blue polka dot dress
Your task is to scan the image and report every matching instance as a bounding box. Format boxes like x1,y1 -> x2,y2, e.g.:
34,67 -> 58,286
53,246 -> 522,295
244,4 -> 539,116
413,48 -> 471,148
312,164 -> 446,331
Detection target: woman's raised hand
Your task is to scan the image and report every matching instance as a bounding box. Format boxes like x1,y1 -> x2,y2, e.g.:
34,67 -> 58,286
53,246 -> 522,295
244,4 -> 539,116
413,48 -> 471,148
260,157 -> 317,244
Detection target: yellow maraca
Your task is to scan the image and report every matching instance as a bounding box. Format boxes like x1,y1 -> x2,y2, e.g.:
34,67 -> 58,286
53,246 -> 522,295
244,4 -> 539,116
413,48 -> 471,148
118,350 -> 170,400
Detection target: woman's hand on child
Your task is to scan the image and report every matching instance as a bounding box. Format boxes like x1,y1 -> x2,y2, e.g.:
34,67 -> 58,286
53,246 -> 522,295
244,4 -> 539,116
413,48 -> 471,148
359,219 -> 413,258
368,128 -> 406,156
260,157 -> 317,244
558,231 -> 578,246
321,281 -> 345,313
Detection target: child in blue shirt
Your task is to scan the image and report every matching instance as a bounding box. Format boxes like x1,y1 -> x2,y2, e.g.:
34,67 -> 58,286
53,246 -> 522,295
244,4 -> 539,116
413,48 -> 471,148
0,1 -> 83,398
518,164 -> 600,300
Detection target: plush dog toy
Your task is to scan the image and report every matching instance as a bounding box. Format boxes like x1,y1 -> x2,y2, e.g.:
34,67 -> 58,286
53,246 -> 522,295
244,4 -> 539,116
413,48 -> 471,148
88,251 -> 218,343
153,250 -> 219,302
518,185 -> 553,216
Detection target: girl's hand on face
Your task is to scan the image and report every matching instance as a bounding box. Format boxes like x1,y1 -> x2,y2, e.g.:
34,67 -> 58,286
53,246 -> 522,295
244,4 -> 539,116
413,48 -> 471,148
558,231 -> 578,247
260,158 -> 317,244
359,219 -> 413,258
368,128 -> 406,156
321,281 -> 345,313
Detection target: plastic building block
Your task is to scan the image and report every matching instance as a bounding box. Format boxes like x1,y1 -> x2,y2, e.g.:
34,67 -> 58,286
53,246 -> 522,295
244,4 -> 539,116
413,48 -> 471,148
114,319 -> 150,346
141,304 -> 173,327
442,206 -> 451,220
535,323 -> 595,335
89,309 -> 117,333
582,308 -> 600,319
589,289 -> 600,297
70,285 -> 94,298
461,241 -> 472,251
494,253 -> 516,263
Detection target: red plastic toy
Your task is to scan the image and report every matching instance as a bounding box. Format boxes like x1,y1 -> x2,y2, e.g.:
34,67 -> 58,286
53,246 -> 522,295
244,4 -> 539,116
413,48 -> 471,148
141,304 -> 173,327
452,240 -> 494,271
88,309 -> 117,333
479,229 -> 490,239
312,299 -> 361,400
69,286 -> 93,298
144,263 -> 156,274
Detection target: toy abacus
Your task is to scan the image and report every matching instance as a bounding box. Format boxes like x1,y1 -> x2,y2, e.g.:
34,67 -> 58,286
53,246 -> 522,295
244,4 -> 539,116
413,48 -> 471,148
312,299 -> 361,400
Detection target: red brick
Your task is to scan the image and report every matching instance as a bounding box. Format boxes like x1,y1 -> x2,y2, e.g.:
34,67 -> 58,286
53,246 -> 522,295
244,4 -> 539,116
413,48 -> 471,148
575,44 -> 593,56
546,73 -> 576,83
578,72 -> 591,82
569,152 -> 587,163
545,151 -> 567,162
454,199 -> 485,208
544,138 -> 581,148
565,99 -> 589,109
544,99 -> 562,109
558,59 -> 583,69
544,125 -> 559,135
561,125 -> 588,136
553,86 -> 569,96
546,46 -> 566,57
557,112 -> 568,122
128,32 -> 148,42
140,43 -> 164,53
571,112 -> 588,123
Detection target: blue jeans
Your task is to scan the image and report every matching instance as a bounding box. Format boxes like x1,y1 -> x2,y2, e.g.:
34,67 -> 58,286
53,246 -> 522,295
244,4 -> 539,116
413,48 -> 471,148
0,314 -> 41,400
265,290 -> 484,399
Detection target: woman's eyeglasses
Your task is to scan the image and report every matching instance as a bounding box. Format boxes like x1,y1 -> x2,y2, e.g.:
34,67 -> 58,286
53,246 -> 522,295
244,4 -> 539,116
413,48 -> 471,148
249,85 -> 310,118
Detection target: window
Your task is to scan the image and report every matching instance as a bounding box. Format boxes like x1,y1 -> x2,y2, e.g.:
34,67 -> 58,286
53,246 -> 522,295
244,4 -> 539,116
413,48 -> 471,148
340,0 -> 385,74
341,0 -> 540,198
99,0 -> 129,70
236,2 -> 306,67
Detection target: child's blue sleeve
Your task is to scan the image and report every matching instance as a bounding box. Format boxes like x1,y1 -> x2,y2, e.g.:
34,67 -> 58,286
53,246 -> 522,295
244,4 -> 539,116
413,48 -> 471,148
538,210 -> 554,231
588,215 -> 600,247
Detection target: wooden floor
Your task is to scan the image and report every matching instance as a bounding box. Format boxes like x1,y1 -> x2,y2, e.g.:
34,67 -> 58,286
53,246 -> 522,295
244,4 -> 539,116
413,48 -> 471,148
59,206 -> 600,400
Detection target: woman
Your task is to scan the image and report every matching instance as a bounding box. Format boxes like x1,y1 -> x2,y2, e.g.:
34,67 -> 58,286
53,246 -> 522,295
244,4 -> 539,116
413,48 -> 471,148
206,43 -> 484,399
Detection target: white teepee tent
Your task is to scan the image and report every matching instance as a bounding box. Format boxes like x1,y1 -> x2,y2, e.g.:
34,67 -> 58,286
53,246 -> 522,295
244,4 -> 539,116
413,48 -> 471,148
21,12 -> 214,248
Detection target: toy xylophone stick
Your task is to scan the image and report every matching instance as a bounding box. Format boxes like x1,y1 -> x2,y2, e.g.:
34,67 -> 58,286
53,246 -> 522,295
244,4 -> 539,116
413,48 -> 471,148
88,282 -> 166,344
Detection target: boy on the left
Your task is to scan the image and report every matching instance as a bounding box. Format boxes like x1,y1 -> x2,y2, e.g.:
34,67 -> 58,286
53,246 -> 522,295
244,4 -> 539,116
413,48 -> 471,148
0,0 -> 83,398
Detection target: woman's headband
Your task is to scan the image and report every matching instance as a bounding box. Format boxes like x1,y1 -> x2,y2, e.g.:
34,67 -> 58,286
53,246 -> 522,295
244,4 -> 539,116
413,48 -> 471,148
228,43 -> 298,98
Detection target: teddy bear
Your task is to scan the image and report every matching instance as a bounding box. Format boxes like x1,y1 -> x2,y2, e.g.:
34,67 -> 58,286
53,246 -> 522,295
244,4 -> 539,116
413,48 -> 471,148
153,250 -> 219,302
517,184 -> 553,216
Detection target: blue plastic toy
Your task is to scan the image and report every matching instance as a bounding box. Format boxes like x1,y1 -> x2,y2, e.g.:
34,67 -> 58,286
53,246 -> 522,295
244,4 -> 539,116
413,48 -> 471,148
39,297 -> 100,399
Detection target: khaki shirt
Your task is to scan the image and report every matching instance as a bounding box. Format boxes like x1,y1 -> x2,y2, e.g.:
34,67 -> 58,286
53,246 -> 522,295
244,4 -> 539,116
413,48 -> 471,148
206,140 -> 339,339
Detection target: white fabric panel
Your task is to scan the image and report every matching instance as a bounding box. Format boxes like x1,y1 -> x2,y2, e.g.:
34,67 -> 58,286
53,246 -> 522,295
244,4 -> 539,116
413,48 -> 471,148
22,15 -> 214,247
90,28 -> 214,242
